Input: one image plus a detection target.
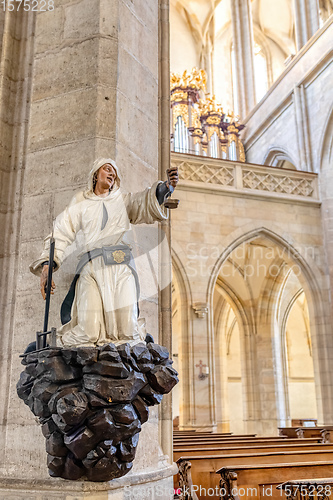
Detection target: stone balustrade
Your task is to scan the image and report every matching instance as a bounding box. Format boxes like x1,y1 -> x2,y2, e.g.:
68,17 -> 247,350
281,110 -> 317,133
171,152 -> 320,205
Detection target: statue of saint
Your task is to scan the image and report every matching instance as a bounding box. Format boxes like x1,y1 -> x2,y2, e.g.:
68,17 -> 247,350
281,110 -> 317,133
30,158 -> 179,348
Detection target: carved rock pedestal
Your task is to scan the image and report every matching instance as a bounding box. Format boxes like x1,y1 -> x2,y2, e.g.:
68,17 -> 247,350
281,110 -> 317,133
16,342 -> 178,482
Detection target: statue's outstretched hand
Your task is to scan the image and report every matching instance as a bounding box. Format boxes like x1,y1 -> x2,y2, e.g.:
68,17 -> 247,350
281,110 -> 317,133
40,265 -> 56,300
166,166 -> 179,189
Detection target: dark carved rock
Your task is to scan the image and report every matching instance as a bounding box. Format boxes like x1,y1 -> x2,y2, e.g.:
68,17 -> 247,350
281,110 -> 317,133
52,413 -> 77,434
42,418 -> 58,438
83,360 -> 130,378
99,343 -> 122,363
57,392 -> 89,426
16,371 -> 34,402
117,433 -> 140,462
33,397 -> 52,418
139,384 -> 164,406
64,426 -> 100,460
63,453 -> 84,480
146,365 -> 179,394
109,403 -> 137,425
131,343 -> 154,373
35,356 -> 79,382
147,343 -> 170,363
75,347 -> 98,366
25,362 -> 39,378
46,431 -> 68,457
83,371 -> 146,403
132,396 -> 149,424
87,409 -> 115,439
47,454 -> 66,476
31,380 -> 60,410
117,343 -> 140,371
85,392 -> 109,407
113,419 -> 141,444
86,456 -> 131,482
48,384 -> 80,413
17,340 -> 178,482
61,349 -> 77,365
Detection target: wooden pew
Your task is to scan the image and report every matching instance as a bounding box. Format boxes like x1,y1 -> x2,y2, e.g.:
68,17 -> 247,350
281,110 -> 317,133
174,443 -> 333,461
176,453 -> 333,500
278,427 -> 323,439
321,426 -> 333,443
277,478 -> 333,500
217,463 -> 333,500
174,438 -> 321,450
174,434 -> 257,441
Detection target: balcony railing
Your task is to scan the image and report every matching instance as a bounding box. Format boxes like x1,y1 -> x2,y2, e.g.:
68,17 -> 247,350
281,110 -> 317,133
171,152 -> 319,204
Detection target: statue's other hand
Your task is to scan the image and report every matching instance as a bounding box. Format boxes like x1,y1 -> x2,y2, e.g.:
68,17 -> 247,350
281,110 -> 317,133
166,166 -> 179,189
40,265 -> 56,300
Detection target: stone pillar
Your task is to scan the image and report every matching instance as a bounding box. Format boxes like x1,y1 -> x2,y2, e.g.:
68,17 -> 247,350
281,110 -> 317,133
159,0 -> 173,463
0,8 -> 35,469
294,0 -> 320,51
293,85 -> 312,171
0,0 -> 176,497
189,301 -> 217,430
230,0 -> 256,118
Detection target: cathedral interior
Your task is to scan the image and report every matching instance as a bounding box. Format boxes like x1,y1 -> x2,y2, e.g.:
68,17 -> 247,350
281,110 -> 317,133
0,0 -> 332,498
170,0 -> 333,437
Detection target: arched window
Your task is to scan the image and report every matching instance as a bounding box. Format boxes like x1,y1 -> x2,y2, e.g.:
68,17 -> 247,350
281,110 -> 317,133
231,42 -> 269,108
254,42 -> 268,103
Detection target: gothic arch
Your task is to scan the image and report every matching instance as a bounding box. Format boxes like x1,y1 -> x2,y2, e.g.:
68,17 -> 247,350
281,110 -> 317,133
263,146 -> 298,169
207,225 -> 333,425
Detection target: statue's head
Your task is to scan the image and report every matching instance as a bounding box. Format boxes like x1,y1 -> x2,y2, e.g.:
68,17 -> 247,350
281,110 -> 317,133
88,158 -> 121,193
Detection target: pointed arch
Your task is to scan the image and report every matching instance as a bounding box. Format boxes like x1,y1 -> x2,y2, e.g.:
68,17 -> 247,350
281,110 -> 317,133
206,225 -> 333,424
263,146 -> 298,169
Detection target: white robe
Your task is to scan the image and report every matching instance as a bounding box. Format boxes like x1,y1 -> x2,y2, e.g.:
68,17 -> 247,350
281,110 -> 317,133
30,182 -> 168,348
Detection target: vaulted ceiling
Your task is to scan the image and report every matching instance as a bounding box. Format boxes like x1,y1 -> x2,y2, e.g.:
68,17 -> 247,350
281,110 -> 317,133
171,0 -> 296,58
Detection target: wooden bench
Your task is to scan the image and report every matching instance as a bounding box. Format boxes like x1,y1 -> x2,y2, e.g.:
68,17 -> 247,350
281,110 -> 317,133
174,434 -> 257,441
174,443 -> 333,461
278,427 -> 323,439
277,478 -> 333,500
217,463 -> 333,500
176,454 -> 333,500
174,438 -> 321,450
321,427 -> 333,443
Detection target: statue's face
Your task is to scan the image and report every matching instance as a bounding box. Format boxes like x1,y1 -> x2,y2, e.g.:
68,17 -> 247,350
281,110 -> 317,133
95,163 -> 117,191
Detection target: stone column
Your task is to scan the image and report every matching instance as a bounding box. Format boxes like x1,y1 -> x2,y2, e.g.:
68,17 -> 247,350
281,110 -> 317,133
159,0 -> 173,463
230,0 -> 256,118
0,8 -> 35,469
294,0 -> 320,51
293,84 -> 312,171
0,0 -> 176,497
189,301 -> 217,430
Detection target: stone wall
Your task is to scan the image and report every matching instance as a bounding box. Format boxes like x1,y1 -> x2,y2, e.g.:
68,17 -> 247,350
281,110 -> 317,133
0,0 -> 174,497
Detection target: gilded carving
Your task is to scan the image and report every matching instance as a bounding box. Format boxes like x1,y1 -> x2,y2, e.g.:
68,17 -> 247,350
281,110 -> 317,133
173,104 -> 189,129
170,67 -> 207,93
207,126 -> 219,141
238,141 -> 246,163
228,133 -> 238,146
170,68 -> 246,161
